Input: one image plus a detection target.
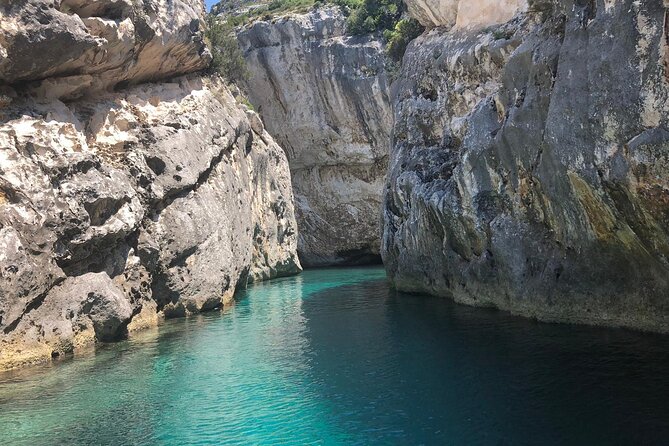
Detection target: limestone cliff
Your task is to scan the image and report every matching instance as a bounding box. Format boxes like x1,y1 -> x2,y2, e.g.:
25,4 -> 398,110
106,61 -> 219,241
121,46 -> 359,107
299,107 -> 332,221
383,0 -> 669,332
237,7 -> 392,266
0,0 -> 300,370
1,0 -> 212,100
406,0 -> 528,29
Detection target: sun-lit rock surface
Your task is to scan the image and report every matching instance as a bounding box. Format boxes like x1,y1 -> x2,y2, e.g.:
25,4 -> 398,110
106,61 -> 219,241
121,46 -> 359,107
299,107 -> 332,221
0,0 -> 211,100
0,77 -> 301,370
0,0 -> 300,370
237,7 -> 392,266
407,0 -> 527,29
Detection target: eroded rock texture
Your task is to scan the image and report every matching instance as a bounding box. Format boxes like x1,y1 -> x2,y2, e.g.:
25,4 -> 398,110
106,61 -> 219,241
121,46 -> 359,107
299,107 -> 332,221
383,0 -> 669,331
0,0 -> 300,370
237,7 -> 392,266
406,0 -> 527,29
0,0 -> 210,99
0,78 -> 300,369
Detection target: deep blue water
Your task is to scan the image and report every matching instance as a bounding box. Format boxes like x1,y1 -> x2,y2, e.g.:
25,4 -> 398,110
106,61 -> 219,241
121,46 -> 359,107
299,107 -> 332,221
1,267 -> 669,445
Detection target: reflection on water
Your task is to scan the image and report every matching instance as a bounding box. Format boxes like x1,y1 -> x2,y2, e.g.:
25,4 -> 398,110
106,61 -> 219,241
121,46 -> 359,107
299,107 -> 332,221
0,267 -> 668,445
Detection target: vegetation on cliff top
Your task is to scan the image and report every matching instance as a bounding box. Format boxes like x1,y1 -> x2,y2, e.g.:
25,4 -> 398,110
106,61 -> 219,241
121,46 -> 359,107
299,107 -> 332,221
211,0 -> 423,63
205,15 -> 249,83
337,0 -> 423,61
339,0 -> 402,36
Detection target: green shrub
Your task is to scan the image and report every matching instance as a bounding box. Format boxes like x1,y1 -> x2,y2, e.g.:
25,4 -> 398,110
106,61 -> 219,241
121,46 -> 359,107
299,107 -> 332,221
263,0 -> 316,14
384,18 -> 423,62
345,0 -> 402,35
227,13 -> 251,27
205,16 -> 249,83
331,0 -> 361,15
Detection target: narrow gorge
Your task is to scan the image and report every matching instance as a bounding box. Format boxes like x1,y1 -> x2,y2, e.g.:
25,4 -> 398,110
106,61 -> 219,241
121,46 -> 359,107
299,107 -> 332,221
2,0 -> 669,371
237,7 -> 392,266
1,0 -> 669,443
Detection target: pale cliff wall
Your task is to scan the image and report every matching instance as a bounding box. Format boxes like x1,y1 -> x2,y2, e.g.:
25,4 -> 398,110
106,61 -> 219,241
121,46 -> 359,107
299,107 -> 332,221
1,0 -> 210,100
406,0 -> 527,29
0,0 -> 300,370
383,0 -> 669,332
237,7 -> 392,266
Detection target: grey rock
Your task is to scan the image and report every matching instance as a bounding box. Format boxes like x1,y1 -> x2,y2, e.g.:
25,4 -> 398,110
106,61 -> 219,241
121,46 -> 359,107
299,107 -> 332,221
0,0 -> 211,99
46,272 -> 133,343
383,0 -> 669,332
237,7 -> 392,266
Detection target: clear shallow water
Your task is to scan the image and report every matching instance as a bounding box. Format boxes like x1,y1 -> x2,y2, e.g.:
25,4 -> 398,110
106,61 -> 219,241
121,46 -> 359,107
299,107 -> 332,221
1,267 -> 669,445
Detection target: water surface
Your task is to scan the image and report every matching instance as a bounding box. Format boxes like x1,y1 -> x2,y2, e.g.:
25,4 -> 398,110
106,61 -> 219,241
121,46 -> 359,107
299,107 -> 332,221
1,267 -> 668,445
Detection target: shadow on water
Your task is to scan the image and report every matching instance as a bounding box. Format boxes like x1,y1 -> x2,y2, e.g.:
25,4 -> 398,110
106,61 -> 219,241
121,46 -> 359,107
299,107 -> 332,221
0,267 -> 668,445
299,278 -> 669,445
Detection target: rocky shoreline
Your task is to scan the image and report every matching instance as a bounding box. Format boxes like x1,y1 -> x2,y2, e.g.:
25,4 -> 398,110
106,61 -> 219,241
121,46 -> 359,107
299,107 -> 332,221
0,0 -> 301,371
382,0 -> 669,332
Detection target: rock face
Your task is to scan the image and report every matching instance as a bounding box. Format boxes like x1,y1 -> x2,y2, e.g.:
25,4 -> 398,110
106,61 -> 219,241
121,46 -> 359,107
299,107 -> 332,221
237,7 -> 392,266
383,0 -> 669,332
406,0 -> 527,29
0,0 -> 210,100
0,0 -> 300,370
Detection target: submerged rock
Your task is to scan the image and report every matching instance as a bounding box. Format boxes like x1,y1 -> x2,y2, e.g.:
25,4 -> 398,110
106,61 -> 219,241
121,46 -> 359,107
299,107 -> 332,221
383,0 -> 669,331
237,7 -> 392,266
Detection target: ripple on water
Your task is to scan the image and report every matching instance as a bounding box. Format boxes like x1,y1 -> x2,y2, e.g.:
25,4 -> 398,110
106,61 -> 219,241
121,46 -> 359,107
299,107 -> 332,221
1,267 -> 669,445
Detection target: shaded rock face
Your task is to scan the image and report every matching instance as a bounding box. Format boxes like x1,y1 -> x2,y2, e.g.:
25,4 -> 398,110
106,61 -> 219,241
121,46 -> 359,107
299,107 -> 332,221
0,0 -> 210,100
383,0 -> 669,332
237,7 -> 392,266
0,0 -> 301,370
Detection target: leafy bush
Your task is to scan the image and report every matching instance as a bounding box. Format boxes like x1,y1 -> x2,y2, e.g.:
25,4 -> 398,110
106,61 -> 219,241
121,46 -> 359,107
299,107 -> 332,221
205,16 -> 249,83
384,18 -> 423,62
330,0 -> 361,14
344,0 -> 402,35
227,13 -> 251,27
267,0 -> 314,13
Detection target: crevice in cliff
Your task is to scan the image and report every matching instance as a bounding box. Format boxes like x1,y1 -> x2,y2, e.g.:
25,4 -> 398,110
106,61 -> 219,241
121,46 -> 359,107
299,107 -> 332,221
150,130 -> 244,216
333,249 -> 383,266
59,0 -> 131,20
663,10 -> 669,83
574,0 -> 596,29
2,277 -> 65,335
255,51 -> 288,115
167,245 -> 199,269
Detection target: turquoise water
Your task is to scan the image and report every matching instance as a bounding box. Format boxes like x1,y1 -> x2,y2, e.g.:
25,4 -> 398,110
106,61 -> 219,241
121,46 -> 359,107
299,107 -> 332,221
1,267 -> 669,445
